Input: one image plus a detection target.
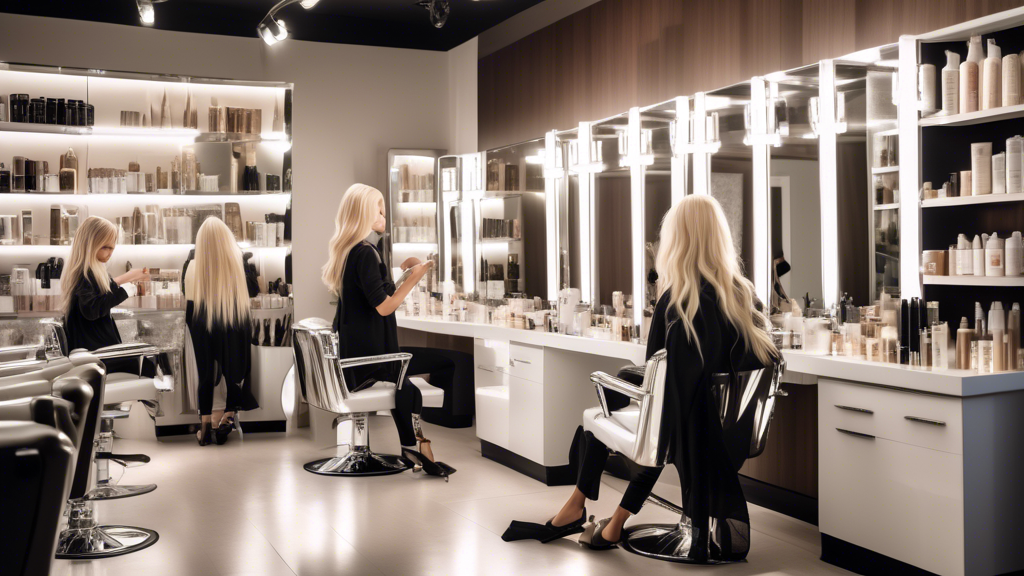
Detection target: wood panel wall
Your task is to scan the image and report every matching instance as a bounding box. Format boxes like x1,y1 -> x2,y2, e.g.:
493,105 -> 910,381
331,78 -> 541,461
479,0 -> 1024,150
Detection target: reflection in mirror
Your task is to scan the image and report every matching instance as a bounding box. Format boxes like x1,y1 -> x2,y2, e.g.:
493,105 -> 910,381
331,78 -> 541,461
591,113 -> 632,312
767,66 -> 822,313
438,155 -> 461,289
639,100 -> 679,336
706,82 -> 755,282
550,129 -> 581,294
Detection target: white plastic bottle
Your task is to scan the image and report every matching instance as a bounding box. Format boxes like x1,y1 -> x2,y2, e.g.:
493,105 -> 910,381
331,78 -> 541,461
919,64 -> 937,113
958,233 -> 972,276
966,36 -> 985,112
1008,136 -> 1024,194
1003,52 -> 1021,106
993,152 -> 1006,194
971,142 -> 992,195
973,234 -> 985,276
942,50 -> 960,115
986,233 -> 1005,277
1006,231 -> 1023,277
982,39 -> 1002,110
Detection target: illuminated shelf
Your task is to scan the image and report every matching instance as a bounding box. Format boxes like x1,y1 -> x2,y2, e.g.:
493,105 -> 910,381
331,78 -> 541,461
0,122 -> 288,143
871,166 -> 899,175
479,238 -> 522,244
0,192 -> 290,203
0,243 -> 290,252
0,121 -> 90,135
923,275 -> 1024,287
874,203 -> 900,211
922,192 -> 1024,208
875,128 -> 900,137
919,104 -> 1024,127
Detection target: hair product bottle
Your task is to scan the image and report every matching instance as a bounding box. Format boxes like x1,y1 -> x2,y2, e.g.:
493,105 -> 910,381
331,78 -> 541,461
956,317 -> 973,369
1009,303 -> 1021,370
990,302 -> 1006,372
973,234 -> 985,276
982,39 -> 1002,110
1003,52 -> 1021,106
919,64 -> 937,113
1007,231 -> 1023,277
971,142 -> 992,195
964,36 -> 985,113
993,152 -> 1006,194
957,233 -> 972,275
1007,136 -> 1024,194
986,233 -> 1005,277
942,50 -> 960,115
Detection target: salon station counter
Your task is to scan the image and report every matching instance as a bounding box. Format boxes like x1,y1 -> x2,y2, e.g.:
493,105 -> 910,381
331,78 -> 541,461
399,315 -> 1024,576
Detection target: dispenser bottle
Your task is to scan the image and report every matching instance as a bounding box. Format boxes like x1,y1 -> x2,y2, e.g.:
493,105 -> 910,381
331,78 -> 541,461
1003,52 -> 1021,106
963,35 -> 984,113
1007,231 -> 1022,277
973,234 -> 985,275
942,50 -> 960,115
986,233 -> 1004,277
982,39 -> 1002,110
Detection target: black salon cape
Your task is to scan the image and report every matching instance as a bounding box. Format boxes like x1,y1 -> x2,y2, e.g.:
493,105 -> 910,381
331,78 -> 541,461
332,241 -> 399,390
645,282 -> 771,563
186,300 -> 259,412
64,271 -> 128,353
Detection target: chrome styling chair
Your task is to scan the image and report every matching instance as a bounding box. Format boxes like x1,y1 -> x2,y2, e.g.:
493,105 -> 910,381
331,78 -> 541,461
583,353 -> 786,564
292,318 -> 444,476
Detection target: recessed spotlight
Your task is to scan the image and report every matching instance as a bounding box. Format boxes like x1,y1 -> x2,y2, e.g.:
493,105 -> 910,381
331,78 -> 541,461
137,0 -> 155,25
299,0 -> 320,7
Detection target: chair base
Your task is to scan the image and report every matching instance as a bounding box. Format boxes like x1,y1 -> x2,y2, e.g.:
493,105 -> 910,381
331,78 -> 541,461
84,483 -> 158,501
55,525 -> 159,559
621,523 -> 736,565
304,447 -> 410,477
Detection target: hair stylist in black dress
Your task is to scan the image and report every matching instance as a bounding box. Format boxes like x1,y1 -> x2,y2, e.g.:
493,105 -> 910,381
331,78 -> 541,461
322,183 -> 455,478
61,216 -> 150,373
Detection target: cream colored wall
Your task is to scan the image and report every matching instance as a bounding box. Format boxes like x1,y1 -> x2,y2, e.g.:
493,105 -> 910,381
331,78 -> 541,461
0,12 -> 474,323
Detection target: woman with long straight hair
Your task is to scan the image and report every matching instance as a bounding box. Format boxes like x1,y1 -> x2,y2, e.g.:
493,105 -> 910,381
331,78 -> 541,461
322,183 -> 453,477
504,195 -> 778,562
185,217 -> 259,446
62,216 -> 150,355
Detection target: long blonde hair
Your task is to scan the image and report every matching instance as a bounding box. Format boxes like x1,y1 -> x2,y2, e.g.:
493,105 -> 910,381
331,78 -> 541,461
193,217 -> 250,329
321,184 -> 384,296
62,216 -> 118,316
655,195 -> 777,366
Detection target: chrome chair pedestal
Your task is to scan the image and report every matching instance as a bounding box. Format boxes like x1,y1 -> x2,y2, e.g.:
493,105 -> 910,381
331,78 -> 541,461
55,500 -> 159,559
84,483 -> 157,501
305,446 -> 409,476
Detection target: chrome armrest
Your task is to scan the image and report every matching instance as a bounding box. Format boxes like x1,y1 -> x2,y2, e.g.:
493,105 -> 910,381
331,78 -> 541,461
590,371 -> 648,418
319,327 -> 411,392
88,343 -> 160,361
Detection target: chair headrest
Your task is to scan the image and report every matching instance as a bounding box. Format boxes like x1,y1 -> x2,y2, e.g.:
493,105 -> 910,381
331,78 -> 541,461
291,317 -> 332,334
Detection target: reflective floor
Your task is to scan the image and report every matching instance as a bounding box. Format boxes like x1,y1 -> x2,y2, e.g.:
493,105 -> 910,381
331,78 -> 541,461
51,417 -> 851,576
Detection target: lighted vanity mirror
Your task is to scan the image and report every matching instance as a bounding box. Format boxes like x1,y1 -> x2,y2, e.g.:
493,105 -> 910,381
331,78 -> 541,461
546,128 -> 581,300
589,112 -> 633,312
478,139 -> 547,302
705,81 -> 756,282
765,64 -> 823,313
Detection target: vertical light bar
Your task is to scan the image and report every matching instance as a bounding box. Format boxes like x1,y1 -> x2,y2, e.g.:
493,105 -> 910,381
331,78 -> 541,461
819,60 -> 840,309
460,153 -> 478,296
898,35 -> 922,300
671,96 -> 690,203
751,77 -> 772,307
578,121 -> 595,305
693,92 -> 709,195
628,107 -> 645,331
441,157 -> 454,285
544,130 -> 560,301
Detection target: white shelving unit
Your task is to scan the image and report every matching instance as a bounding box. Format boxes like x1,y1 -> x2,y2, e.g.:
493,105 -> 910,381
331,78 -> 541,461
921,192 -> 1024,208
918,103 -> 1024,127
923,275 -> 1024,287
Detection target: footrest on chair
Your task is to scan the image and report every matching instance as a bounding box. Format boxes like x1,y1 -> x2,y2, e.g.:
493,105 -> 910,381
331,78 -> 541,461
84,483 -> 158,501
95,452 -> 151,466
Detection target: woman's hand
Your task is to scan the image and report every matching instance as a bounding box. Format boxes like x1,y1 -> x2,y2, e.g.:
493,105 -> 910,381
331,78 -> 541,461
400,257 -> 423,271
374,261 -> 434,317
410,260 -> 434,281
118,267 -> 150,285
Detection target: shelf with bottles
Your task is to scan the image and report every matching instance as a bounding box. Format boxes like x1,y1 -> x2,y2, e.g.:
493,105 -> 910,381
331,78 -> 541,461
871,166 -> 900,175
485,138 -> 545,194
922,191 -> 1024,208
924,275 -> 1024,286
874,203 -> 900,211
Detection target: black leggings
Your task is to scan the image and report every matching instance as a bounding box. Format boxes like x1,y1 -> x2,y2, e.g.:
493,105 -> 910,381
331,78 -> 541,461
391,378 -> 423,447
570,426 -> 662,515
198,377 -> 244,416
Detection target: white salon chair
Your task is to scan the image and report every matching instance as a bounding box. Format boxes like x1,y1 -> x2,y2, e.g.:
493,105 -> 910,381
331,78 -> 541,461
291,318 -> 444,476
583,350 -> 786,564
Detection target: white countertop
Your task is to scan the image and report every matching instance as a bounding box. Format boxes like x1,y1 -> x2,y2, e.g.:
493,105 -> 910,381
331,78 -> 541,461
782,350 -> 1024,397
397,315 -> 647,365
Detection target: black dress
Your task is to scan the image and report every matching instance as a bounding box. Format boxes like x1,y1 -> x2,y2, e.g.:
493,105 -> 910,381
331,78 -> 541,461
65,271 -> 128,353
333,240 -> 422,446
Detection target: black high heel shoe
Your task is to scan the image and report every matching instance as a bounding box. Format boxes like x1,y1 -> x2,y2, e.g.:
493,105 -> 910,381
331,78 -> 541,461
196,422 -> 213,446
215,417 -> 235,445
501,508 -> 588,543
401,447 -> 457,482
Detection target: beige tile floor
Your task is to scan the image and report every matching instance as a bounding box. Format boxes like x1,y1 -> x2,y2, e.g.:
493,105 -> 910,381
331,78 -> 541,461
50,417 -> 852,576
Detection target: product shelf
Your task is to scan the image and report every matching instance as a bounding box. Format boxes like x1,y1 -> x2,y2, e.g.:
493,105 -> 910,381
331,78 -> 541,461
921,192 -> 1024,208
918,104 -> 1024,127
922,275 -> 1024,287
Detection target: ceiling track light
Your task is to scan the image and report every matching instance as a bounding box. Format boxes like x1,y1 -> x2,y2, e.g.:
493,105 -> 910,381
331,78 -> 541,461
136,0 -> 167,26
258,0 -> 319,46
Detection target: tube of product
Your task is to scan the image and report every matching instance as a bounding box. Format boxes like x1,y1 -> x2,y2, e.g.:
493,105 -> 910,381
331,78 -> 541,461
1003,52 -> 1021,106
982,39 -> 1002,110
933,321 -> 949,370
957,317 -> 973,369
993,152 -> 1006,194
972,142 -> 993,195
1008,136 -> 1023,194
986,233 -> 1005,277
1007,231 -> 1023,277
1009,304 -> 1021,371
973,234 -> 985,276
942,50 -> 960,115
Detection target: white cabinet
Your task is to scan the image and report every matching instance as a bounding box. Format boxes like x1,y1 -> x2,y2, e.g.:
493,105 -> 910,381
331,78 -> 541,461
508,374 -> 545,463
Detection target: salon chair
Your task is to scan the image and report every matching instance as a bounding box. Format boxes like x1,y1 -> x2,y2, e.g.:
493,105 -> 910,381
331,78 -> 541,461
292,318 -> 444,476
582,350 -> 786,564
0,422 -> 76,576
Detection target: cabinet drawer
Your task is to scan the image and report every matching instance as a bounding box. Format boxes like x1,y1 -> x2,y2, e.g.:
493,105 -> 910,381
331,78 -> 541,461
508,374 -> 544,463
820,427 -> 964,576
474,338 -> 510,389
475,386 -> 509,449
820,379 -> 963,454
509,342 -> 544,383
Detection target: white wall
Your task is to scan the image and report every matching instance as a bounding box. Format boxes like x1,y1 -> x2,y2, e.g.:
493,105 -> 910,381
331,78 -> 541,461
0,13 -> 476,323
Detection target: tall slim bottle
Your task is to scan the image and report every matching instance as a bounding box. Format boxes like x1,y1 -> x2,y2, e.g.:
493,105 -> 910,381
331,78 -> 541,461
965,35 -> 985,113
982,39 -> 1002,110
1003,52 -> 1021,106
942,50 -> 960,115
1007,136 -> 1024,194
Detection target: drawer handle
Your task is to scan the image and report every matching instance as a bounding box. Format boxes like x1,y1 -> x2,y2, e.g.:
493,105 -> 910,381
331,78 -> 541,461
905,416 -> 946,427
836,428 -> 875,440
512,358 -> 532,365
834,404 -> 874,415
476,365 -> 493,372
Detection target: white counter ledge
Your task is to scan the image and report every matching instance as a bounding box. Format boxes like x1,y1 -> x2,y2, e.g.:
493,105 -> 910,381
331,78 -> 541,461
397,315 -> 647,365
783,350 -> 1024,397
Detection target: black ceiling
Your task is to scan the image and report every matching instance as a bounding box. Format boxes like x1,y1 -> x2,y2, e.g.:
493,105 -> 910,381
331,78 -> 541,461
0,0 -> 546,51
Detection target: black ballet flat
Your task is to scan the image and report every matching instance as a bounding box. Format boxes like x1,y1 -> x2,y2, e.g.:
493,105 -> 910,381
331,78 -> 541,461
401,447 -> 457,482
196,422 -> 213,446
579,516 -> 620,550
501,508 -> 587,543
214,417 -> 235,445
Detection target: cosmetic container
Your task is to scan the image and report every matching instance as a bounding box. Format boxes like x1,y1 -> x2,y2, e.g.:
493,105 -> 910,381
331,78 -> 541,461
1004,52 -> 1021,106
1006,232 -> 1022,276
1007,136 -> 1023,194
986,233 -> 1004,277
932,321 -> 949,370
919,63 -> 937,112
973,235 -> 985,276
1009,304 -> 1021,371
982,39 -> 1002,110
942,51 -> 960,115
957,234 -> 972,275
957,317 -> 973,369
993,152 -> 1006,194
990,301 -> 1006,371
971,142 -> 992,195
